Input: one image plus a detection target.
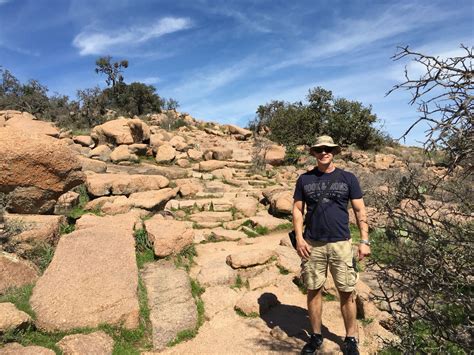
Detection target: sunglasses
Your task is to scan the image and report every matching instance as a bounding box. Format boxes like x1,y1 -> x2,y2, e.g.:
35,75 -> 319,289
312,146 -> 335,154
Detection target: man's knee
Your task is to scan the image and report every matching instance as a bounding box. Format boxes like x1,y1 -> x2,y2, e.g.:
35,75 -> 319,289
307,287 -> 323,299
339,290 -> 355,304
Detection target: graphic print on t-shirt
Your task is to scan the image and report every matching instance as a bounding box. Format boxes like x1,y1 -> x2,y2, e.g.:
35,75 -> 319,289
302,180 -> 349,203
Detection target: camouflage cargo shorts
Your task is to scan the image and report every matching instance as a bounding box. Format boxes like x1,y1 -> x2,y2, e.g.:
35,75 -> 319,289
301,239 -> 359,292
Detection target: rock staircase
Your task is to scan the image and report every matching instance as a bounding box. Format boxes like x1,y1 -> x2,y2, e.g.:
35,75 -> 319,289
0,118 -> 396,354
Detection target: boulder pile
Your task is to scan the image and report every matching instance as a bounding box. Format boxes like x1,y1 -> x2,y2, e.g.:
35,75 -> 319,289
4,109 -> 452,353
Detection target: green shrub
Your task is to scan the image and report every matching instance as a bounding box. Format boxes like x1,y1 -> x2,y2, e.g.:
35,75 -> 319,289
251,86 -> 391,151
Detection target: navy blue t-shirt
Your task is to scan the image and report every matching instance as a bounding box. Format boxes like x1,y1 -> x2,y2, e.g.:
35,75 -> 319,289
293,168 -> 363,242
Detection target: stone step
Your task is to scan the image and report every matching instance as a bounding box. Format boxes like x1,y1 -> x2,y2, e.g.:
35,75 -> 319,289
106,163 -> 190,179
30,212 -> 140,331
166,198 -> 233,212
142,260 -> 198,351
248,180 -> 275,186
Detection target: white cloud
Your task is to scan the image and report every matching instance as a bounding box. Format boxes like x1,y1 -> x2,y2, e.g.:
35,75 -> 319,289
0,41 -> 39,56
269,3 -> 455,71
216,8 -> 272,33
168,56 -> 259,99
0,0 -> 11,5
73,17 -> 192,55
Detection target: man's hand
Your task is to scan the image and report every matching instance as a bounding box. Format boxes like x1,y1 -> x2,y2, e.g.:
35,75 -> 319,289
358,243 -> 371,261
296,238 -> 311,260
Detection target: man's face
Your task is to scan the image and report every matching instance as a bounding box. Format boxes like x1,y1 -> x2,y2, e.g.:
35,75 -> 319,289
311,146 -> 335,165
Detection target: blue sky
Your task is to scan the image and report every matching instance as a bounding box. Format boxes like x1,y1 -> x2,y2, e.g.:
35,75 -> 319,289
0,0 -> 472,146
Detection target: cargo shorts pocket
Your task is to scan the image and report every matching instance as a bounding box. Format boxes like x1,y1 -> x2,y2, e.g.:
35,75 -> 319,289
345,258 -> 358,289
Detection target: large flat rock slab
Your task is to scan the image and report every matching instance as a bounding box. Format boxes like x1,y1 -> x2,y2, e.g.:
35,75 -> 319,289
30,212 -> 140,331
85,173 -> 169,196
142,261 -> 198,350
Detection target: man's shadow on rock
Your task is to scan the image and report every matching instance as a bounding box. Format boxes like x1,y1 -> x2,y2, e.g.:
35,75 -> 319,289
258,293 -> 343,348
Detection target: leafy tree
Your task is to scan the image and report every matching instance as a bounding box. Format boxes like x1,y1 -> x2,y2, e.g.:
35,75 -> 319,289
327,98 -> 381,149
76,87 -> 107,127
164,98 -> 180,111
108,82 -> 164,116
0,68 -> 50,117
251,86 -> 391,150
95,56 -> 129,89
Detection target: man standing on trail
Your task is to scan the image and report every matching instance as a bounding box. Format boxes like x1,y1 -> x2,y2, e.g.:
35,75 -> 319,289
292,135 -> 371,355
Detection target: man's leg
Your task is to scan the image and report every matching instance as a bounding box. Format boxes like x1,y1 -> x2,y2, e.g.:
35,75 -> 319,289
329,240 -> 360,354
301,241 -> 327,353
339,291 -> 357,337
307,288 -> 323,334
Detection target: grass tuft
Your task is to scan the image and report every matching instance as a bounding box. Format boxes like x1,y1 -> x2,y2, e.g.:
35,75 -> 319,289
277,265 -> 290,275
0,284 -> 35,318
23,243 -> 55,273
274,222 -> 294,231
133,228 -> 155,269
292,276 -> 307,295
230,275 -> 249,290
174,244 -> 197,272
234,308 -> 259,318
60,223 -> 75,235
360,317 -> 374,326
323,293 -> 337,301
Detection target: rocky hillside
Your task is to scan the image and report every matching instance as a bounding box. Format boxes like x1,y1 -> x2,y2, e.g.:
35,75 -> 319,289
1,109 -> 453,354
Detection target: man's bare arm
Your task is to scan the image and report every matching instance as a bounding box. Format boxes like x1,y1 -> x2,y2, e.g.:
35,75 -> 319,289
350,198 -> 371,260
292,200 -> 311,259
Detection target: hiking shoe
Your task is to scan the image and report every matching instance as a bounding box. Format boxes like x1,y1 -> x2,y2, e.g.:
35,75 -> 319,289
301,333 -> 323,354
342,337 -> 359,355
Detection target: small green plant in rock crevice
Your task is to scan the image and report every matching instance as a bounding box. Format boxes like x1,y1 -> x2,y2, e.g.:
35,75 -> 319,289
4,218 -> 32,236
173,244 -> 197,272
234,307 -> 259,318
0,284 -> 35,318
23,243 -> 55,272
277,264 -> 290,275
360,317 -> 374,327
274,222 -> 294,231
323,293 -> 337,302
67,184 -> 98,220
292,276 -> 307,295
134,228 -> 155,269
60,223 -> 75,235
230,275 -> 249,290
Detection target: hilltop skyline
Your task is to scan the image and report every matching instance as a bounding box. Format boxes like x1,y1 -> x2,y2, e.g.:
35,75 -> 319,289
0,0 -> 472,145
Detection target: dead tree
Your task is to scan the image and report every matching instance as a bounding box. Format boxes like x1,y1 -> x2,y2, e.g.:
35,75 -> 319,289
371,45 -> 473,353
386,45 -> 473,172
